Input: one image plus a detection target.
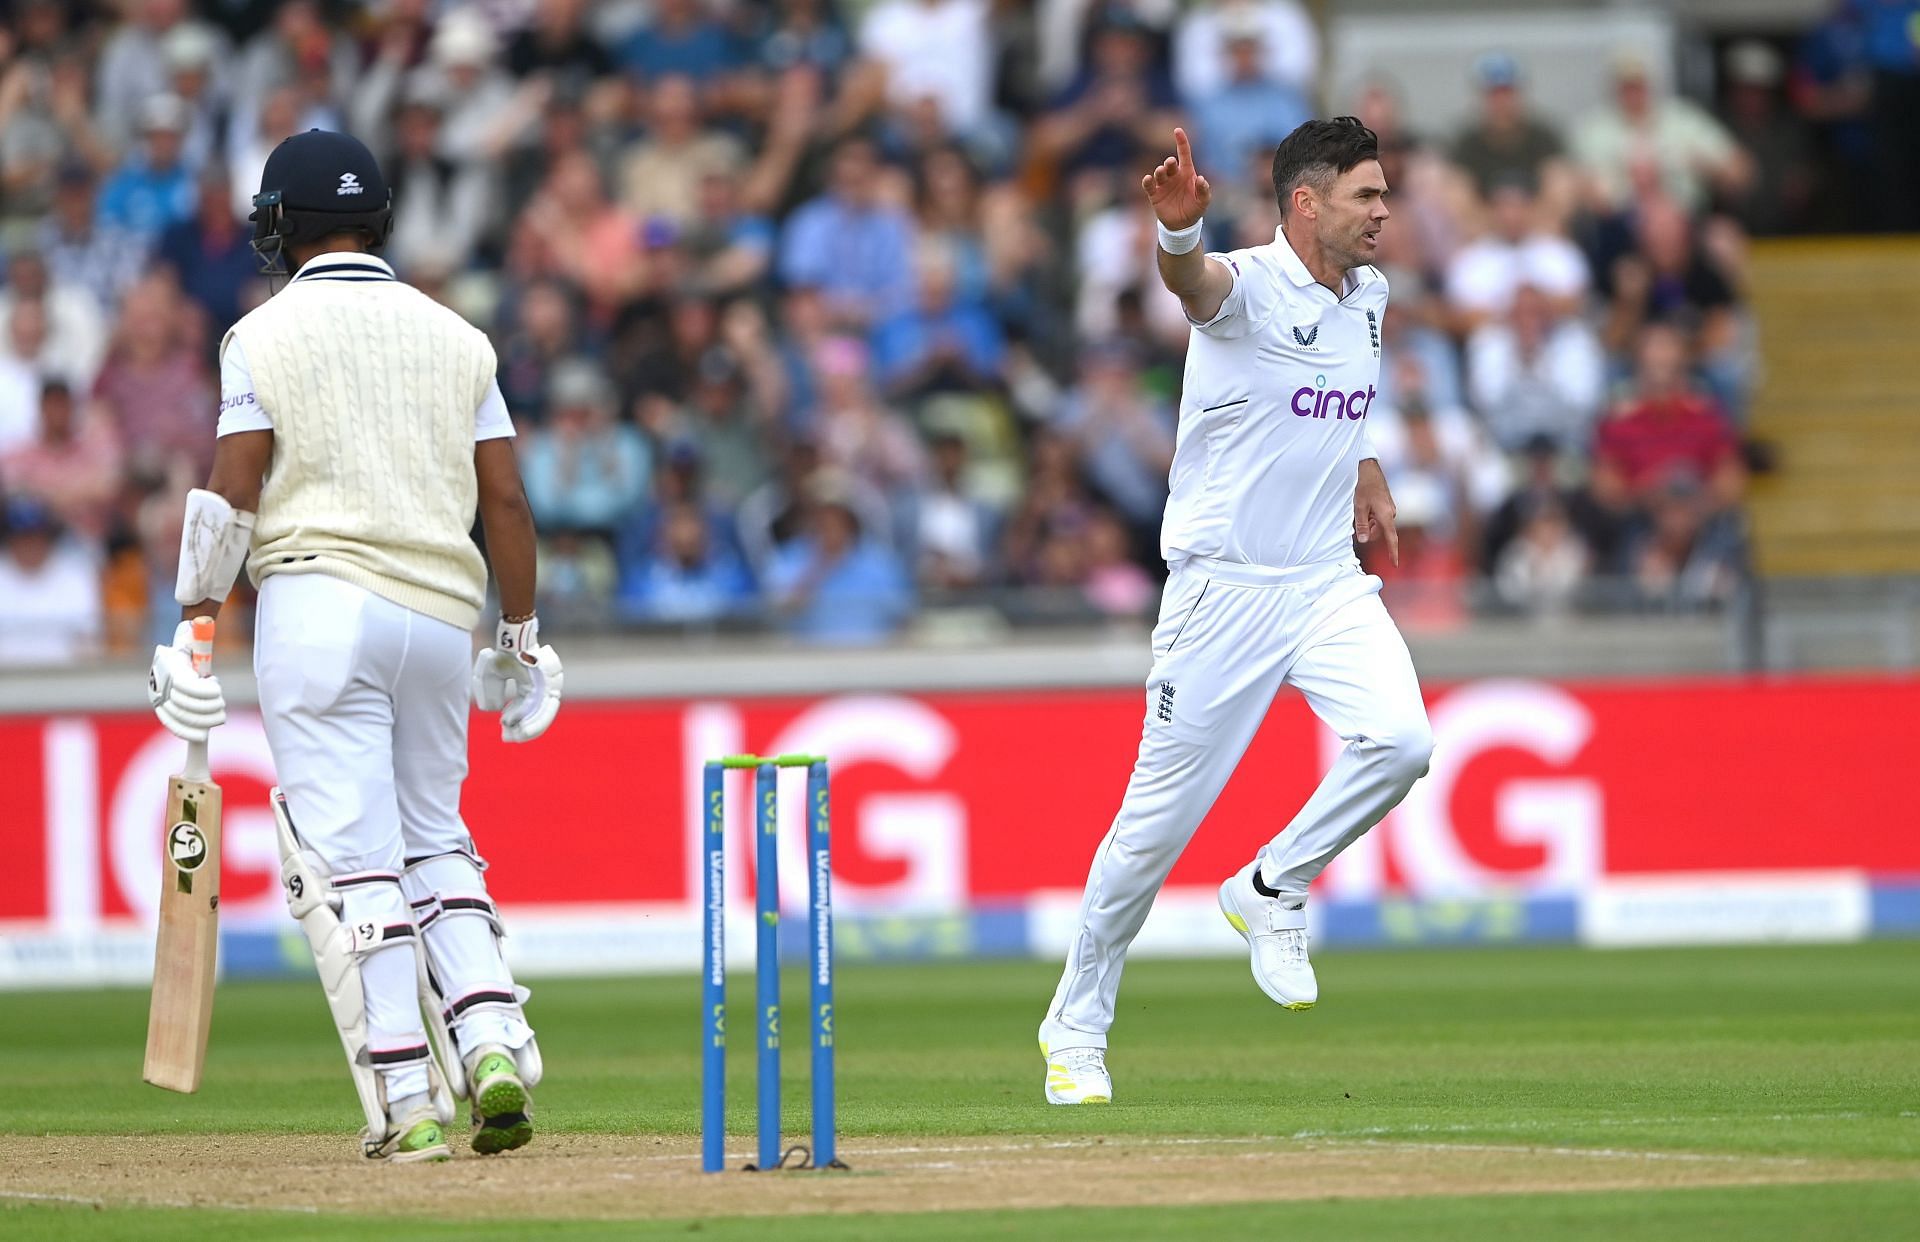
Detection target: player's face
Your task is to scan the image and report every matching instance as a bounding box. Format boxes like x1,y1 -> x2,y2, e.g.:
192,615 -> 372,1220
1315,159 -> 1390,270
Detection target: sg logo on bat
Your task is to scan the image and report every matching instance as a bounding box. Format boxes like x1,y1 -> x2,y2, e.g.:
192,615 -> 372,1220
167,822 -> 209,872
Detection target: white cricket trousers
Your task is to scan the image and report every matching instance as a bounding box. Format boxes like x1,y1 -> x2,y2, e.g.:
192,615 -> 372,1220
255,574 -> 529,1101
1043,556 -> 1434,1046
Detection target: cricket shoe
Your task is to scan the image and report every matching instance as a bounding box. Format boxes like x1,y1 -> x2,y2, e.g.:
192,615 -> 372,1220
1041,1042 -> 1112,1106
467,1045 -> 534,1155
1218,862 -> 1317,1010
371,1109 -> 453,1164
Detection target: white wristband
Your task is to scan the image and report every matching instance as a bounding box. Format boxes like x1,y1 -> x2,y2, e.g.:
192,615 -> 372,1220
1157,218 -> 1204,255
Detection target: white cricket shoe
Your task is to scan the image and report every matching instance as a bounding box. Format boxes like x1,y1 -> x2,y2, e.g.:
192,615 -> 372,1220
1041,1042 -> 1112,1106
1218,862 -> 1317,1010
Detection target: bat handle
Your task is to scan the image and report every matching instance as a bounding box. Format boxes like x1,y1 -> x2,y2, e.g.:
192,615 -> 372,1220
188,616 -> 215,678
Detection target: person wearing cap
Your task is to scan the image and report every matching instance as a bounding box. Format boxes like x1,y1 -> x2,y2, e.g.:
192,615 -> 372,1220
520,357 -> 650,533
1172,0 -> 1320,102
1571,48 -> 1753,216
38,163 -> 145,313
96,93 -> 198,245
1449,51 -> 1570,208
93,0 -> 226,152
146,129 -> 560,1164
1188,9 -> 1312,174
0,494 -> 103,666
1717,39 -> 1814,235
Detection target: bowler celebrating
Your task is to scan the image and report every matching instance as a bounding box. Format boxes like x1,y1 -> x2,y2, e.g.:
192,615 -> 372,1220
1040,119 -> 1433,1104
146,130 -> 561,1160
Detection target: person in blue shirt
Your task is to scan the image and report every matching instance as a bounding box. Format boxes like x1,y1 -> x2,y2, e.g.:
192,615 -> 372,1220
154,166 -> 259,337
778,136 -> 917,327
620,0 -> 742,82
870,241 -> 1005,398
96,94 -> 198,249
765,478 -> 913,645
1190,17 -> 1313,175
616,498 -> 757,625
520,359 -> 652,534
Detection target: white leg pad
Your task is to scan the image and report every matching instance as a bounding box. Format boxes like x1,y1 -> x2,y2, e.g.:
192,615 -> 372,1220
404,852 -> 542,1087
273,789 -> 456,1151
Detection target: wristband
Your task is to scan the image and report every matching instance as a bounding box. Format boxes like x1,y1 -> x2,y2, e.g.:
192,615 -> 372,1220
1156,218 -> 1204,255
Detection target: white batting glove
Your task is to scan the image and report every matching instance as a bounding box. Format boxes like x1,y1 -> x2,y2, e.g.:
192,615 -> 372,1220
148,620 -> 226,743
471,616 -> 564,743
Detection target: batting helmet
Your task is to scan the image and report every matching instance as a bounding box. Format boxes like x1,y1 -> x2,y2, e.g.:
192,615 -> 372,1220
249,129 -> 393,272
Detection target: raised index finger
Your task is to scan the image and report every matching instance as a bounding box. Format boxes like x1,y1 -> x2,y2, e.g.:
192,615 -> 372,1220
1173,127 -> 1193,171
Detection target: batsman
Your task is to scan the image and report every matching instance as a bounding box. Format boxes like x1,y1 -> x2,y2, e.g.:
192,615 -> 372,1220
145,129 -> 563,1163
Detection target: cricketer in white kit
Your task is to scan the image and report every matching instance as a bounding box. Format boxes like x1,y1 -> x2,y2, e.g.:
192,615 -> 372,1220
146,130 -> 563,1161
1040,120 -> 1433,1105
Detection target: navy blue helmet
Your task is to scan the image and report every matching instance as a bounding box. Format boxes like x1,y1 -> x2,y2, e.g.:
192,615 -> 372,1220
250,129 -> 393,271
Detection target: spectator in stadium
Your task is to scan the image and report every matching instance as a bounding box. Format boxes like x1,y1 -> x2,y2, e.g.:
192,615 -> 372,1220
615,498 -> 756,625
2,41 -> 110,228
536,525 -> 619,627
494,278 -> 581,426
1080,506 -> 1154,617
514,148 -> 647,325
1444,176 -> 1589,333
1466,283 -> 1607,453
1591,324 -> 1745,519
1717,40 -> 1815,236
358,6 -> 527,168
231,3 -> 356,147
620,0 -> 741,85
1,381 -> 122,543
1002,424 -> 1095,586
155,166 -> 259,339
1449,52 -> 1573,213
1493,498 -> 1590,617
758,0 -> 856,81
620,74 -> 745,233
507,0 -> 616,92
383,84 -> 493,278
1855,0 -> 1920,230
1033,10 -> 1180,177
1572,49 -> 1753,217
872,241 -> 1006,400
97,93 -> 198,248
1051,340 -> 1173,544
810,335 -> 927,499
91,274 -> 214,482
93,0 -> 217,152
0,248 -> 108,391
1172,0 -> 1319,100
39,164 -> 142,314
653,347 -> 773,510
1628,473 -> 1747,611
857,0 -> 995,144
680,167 -> 778,299
0,494 -> 102,667
0,302 -> 51,454
1481,434 -> 1621,579
158,23 -> 226,178
908,429 -> 998,593
765,475 -> 913,644
1601,197 -> 1743,406
520,359 -> 651,536
1187,9 -> 1312,174
779,136 -> 917,329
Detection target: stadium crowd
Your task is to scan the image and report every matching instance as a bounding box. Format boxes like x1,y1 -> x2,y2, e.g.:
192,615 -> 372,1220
0,0 -> 1910,662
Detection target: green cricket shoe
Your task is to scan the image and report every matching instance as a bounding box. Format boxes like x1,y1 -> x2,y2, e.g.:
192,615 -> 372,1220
372,1112 -> 453,1164
467,1047 -> 534,1155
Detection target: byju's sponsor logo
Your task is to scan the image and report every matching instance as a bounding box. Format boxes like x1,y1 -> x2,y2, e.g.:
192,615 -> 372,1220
1291,373 -> 1375,420
1291,324 -> 1320,349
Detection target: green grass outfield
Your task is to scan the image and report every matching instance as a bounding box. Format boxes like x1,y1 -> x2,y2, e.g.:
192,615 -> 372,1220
4,942 -> 1918,1237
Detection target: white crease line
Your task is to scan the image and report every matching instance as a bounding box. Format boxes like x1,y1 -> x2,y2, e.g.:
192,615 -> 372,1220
0,1188 -> 320,1215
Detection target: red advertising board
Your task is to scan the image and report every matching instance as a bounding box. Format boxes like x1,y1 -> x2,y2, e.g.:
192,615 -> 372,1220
4,676 -> 1917,931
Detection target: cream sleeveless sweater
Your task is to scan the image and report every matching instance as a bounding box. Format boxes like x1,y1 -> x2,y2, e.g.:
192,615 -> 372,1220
225,259 -> 495,630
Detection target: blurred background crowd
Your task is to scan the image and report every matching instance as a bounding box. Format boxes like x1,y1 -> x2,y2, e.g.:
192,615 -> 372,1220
0,0 -> 1914,662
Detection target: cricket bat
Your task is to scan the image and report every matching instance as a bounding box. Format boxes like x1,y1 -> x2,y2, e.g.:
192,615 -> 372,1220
143,615 -> 222,1093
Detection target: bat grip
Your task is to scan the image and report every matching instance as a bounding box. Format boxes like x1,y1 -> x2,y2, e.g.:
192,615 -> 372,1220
188,616 -> 215,678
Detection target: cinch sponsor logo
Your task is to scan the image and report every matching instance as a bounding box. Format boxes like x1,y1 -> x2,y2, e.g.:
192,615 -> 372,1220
1291,374 -> 1374,421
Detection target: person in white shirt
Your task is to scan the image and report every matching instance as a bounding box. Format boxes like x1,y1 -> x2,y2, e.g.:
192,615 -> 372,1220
1443,178 -> 1589,332
1039,120 -> 1433,1105
144,130 -> 561,1165
860,0 -> 992,140
0,496 -> 101,666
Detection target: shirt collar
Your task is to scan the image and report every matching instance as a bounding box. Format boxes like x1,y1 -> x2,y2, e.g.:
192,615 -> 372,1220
291,252 -> 397,283
1271,226 -> 1370,298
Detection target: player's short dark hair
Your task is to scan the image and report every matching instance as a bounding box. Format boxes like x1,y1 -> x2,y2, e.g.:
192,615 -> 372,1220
1271,117 -> 1381,207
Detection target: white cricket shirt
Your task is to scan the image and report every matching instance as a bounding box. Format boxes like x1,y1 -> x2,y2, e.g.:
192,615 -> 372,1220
1163,226 -> 1386,571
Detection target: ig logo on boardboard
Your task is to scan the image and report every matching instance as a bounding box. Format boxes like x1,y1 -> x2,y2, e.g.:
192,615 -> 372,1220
167,822 -> 208,872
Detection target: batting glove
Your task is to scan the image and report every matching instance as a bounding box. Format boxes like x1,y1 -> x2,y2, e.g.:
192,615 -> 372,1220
148,620 -> 226,743
472,616 -> 564,743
